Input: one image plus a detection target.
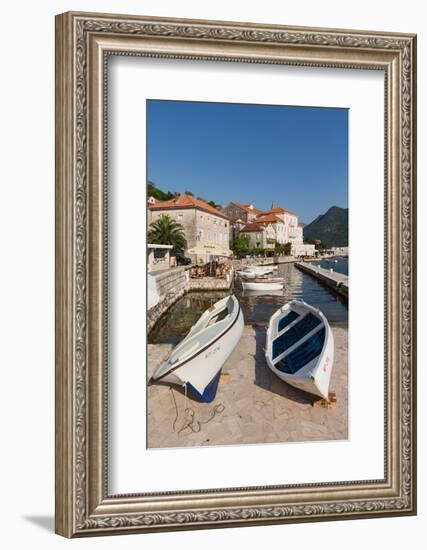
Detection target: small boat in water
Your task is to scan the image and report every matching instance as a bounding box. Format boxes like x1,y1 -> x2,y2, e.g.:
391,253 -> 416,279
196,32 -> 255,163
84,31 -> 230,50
151,295 -> 244,402
243,288 -> 284,298
265,300 -> 334,399
241,277 -> 284,291
236,265 -> 277,278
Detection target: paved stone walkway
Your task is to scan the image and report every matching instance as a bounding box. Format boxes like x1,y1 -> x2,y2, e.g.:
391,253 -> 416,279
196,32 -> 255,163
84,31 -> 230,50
147,325 -> 348,448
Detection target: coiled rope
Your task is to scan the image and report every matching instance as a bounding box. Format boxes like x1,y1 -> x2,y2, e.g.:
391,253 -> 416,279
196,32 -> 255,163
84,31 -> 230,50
170,385 -> 225,435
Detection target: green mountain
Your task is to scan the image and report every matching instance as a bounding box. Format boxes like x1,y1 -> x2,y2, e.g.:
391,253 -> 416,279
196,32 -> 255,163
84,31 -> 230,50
303,206 -> 348,248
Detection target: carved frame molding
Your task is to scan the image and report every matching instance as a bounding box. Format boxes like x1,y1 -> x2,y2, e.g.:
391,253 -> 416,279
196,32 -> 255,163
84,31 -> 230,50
55,12 -> 416,537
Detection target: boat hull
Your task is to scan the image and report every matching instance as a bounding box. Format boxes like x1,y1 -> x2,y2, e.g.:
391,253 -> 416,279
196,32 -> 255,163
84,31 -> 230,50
265,300 -> 334,400
236,265 -> 277,277
242,281 -> 284,291
152,296 -> 244,402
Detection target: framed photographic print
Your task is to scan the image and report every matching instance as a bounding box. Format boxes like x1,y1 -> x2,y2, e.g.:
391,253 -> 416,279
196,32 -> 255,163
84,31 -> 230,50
55,11 -> 417,537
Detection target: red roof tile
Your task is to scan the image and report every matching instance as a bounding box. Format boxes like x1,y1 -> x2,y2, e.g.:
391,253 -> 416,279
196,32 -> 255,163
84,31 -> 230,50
233,202 -> 264,215
255,214 -> 283,224
148,195 -> 230,220
259,207 -> 297,216
240,222 -> 269,232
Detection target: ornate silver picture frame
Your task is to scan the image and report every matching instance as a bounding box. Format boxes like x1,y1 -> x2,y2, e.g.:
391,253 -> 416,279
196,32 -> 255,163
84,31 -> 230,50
55,11 -> 416,537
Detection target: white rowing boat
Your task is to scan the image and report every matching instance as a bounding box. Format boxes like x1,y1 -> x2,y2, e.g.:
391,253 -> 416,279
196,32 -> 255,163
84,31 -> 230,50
241,277 -> 284,291
236,265 -> 277,278
265,300 -> 334,399
151,295 -> 244,402
243,288 -> 284,298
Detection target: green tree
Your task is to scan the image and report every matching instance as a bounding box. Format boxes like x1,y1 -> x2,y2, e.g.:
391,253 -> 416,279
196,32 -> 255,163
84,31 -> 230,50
274,242 -> 282,255
148,215 -> 187,255
304,238 -> 325,251
231,234 -> 251,257
251,247 -> 266,257
147,181 -> 174,201
283,242 -> 292,256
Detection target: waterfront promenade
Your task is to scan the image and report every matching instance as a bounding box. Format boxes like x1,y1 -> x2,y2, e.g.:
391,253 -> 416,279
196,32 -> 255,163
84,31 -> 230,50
295,262 -> 348,299
147,324 -> 348,448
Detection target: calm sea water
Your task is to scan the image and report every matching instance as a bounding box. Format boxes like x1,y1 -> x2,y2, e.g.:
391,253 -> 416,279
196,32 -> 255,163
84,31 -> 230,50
312,256 -> 348,276
148,262 -> 348,345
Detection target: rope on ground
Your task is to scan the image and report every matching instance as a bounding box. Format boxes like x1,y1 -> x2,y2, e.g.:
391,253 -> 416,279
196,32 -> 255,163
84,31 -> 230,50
169,386 -> 225,435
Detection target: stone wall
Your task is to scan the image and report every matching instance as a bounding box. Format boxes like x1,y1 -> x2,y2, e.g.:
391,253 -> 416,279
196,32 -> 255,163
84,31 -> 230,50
153,266 -> 187,297
188,275 -> 232,291
147,267 -> 188,332
149,207 -> 231,261
150,209 -> 198,248
147,267 -> 233,332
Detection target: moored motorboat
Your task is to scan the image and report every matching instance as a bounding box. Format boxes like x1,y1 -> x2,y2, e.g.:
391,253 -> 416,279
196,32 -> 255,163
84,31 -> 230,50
241,277 -> 284,291
265,300 -> 334,399
151,295 -> 244,402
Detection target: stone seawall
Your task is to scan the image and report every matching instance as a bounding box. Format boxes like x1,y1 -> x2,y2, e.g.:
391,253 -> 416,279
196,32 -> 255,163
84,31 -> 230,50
154,267 -> 188,297
188,275 -> 233,291
148,268 -> 232,332
295,262 -> 348,299
232,257 -> 296,267
147,268 -> 188,332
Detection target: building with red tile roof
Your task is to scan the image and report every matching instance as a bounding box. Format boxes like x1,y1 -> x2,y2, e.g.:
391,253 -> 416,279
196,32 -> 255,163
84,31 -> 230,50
258,206 -> 297,217
240,222 -> 267,232
221,201 -> 263,223
148,195 -> 231,263
240,221 -> 276,250
148,194 -> 230,220
255,213 -> 283,224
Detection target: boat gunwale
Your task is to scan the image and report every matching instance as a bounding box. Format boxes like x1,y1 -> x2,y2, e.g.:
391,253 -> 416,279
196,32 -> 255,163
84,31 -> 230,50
152,298 -> 242,382
266,300 -> 330,379
271,322 -> 325,366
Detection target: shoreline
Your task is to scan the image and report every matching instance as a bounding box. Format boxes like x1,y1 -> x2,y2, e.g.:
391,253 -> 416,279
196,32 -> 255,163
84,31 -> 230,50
147,257 -> 349,335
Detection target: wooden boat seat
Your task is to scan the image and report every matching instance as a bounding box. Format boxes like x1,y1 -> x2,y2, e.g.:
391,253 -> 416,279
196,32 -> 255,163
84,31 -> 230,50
275,327 -> 325,374
272,313 -> 322,360
277,310 -> 299,332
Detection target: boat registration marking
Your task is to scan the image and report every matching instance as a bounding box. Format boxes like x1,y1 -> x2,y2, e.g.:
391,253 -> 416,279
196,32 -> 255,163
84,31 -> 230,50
323,356 -> 330,372
205,345 -> 221,359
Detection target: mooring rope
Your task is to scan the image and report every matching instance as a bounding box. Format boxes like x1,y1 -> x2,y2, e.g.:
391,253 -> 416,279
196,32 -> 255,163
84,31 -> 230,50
169,385 -> 225,435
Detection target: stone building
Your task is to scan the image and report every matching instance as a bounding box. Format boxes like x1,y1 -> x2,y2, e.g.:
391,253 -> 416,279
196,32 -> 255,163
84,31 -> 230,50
148,195 -> 231,263
257,207 -> 299,244
239,222 -> 276,251
254,213 -> 287,244
221,202 -> 263,223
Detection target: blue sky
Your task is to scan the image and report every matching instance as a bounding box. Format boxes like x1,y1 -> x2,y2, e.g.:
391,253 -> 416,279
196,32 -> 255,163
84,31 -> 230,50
147,100 -> 348,224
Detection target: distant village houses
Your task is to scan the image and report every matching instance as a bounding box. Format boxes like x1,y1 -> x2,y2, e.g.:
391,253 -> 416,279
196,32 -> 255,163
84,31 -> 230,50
221,201 -> 315,257
222,202 -> 264,223
147,194 -> 316,262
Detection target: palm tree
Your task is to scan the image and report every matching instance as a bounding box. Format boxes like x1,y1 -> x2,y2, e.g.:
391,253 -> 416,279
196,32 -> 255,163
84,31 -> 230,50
148,215 -> 187,255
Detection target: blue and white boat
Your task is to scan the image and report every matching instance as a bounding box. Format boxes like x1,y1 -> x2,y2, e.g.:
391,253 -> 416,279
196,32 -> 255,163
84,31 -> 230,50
151,295 -> 244,402
265,300 -> 334,400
